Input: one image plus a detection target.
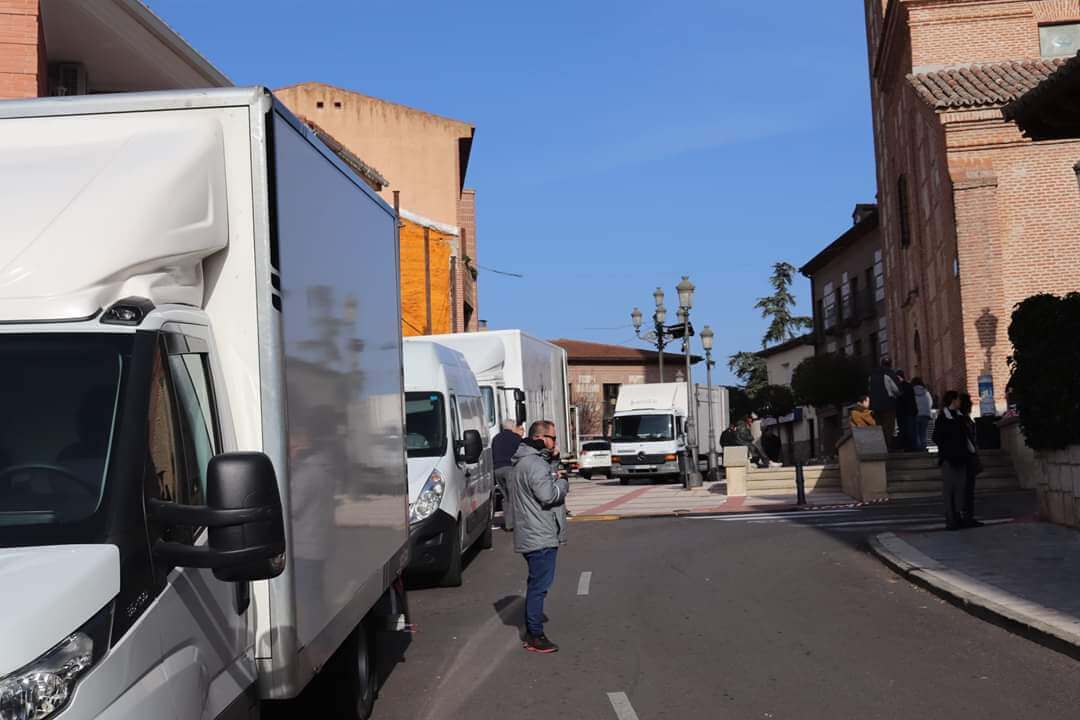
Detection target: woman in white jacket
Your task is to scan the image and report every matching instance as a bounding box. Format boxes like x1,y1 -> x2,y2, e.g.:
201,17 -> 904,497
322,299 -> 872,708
912,377 -> 934,451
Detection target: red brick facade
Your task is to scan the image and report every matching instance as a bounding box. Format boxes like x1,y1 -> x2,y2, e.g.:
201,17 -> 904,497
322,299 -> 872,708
865,0 -> 1080,413
0,0 -> 44,99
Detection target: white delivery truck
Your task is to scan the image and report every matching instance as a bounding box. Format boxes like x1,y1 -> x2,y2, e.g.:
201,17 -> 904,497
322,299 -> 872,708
402,339 -> 494,586
0,88 -> 408,720
610,383 -> 729,484
424,330 -> 573,455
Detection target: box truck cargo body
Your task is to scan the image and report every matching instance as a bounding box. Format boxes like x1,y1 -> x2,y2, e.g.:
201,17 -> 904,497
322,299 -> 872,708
0,88 -> 407,719
423,330 -> 573,456
610,383 -> 728,483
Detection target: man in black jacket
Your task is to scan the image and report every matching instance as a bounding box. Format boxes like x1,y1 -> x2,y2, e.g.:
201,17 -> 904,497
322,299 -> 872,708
958,393 -> 983,527
932,391 -> 977,530
492,420 -> 524,530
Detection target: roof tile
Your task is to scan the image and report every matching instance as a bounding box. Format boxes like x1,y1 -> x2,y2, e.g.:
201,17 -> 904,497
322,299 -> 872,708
909,59 -> 1067,110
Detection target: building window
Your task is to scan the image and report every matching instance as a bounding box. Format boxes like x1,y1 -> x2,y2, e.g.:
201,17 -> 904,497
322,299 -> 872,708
840,272 -> 852,324
897,175 -> 912,248
826,340 -> 838,355
602,384 -> 620,434
844,333 -> 854,356
878,316 -> 889,361
849,275 -> 860,321
1041,23 -> 1080,57
874,250 -> 886,302
334,101 -> 343,108
823,281 -> 837,331
853,338 -> 863,359
953,256 -> 960,278
316,101 -> 324,109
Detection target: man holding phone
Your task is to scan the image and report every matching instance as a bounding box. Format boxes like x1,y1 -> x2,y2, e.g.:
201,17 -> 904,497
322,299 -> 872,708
509,420 -> 569,653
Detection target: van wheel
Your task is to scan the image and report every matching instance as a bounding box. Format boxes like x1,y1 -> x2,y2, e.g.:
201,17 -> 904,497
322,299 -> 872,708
439,518 -> 464,587
619,478 -> 628,486
478,496 -> 494,550
580,470 -> 592,480
330,624 -> 376,719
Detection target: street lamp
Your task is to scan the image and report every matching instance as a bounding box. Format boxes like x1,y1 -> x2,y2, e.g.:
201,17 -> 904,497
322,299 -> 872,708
677,276 -> 702,488
631,307 -> 643,333
700,325 -> 719,480
632,298 -> 670,381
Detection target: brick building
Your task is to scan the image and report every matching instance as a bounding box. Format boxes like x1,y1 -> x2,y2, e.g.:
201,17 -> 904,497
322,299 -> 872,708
277,82 -> 480,333
550,339 -> 701,437
0,0 -> 228,99
863,0 -> 1080,415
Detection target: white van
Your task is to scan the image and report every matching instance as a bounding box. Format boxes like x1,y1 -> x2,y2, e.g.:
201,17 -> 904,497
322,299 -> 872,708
403,340 -> 495,586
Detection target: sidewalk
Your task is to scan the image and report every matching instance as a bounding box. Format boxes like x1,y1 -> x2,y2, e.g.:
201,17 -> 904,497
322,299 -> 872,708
871,523 -> 1080,657
567,476 -> 855,519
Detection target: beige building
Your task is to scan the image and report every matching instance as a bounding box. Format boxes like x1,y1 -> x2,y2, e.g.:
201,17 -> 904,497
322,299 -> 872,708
551,339 -> 701,438
277,82 -> 480,331
757,335 -> 818,464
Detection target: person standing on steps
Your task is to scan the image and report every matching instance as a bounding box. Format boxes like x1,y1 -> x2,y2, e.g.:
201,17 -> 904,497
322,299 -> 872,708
509,420 -> 568,654
958,392 -> 983,528
932,391 -> 978,530
492,420 -> 524,531
896,370 -> 918,451
869,359 -> 900,449
912,378 -> 933,451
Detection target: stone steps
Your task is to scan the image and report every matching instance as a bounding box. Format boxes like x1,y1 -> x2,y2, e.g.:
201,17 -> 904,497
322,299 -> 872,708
746,465 -> 841,492
885,450 -> 1019,496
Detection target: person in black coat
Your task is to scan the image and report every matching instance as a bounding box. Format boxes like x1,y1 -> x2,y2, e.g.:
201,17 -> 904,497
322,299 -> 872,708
958,393 -> 983,527
932,391 -> 978,530
492,420 -> 524,530
896,370 -> 918,451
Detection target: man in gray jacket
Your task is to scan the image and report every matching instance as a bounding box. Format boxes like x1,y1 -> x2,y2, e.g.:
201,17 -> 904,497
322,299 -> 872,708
509,420 -> 569,654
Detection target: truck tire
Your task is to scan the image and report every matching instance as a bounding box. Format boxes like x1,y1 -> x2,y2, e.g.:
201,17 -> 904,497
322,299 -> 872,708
477,496 -> 494,550
619,477 -> 628,486
439,518 -> 464,587
580,470 -> 592,480
330,624 -> 376,720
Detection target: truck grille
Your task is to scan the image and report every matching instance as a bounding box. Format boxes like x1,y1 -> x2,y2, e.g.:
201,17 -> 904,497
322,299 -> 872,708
617,453 -> 672,466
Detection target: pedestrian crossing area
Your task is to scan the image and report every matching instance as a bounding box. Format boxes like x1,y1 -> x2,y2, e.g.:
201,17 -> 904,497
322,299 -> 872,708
685,507 -> 1013,534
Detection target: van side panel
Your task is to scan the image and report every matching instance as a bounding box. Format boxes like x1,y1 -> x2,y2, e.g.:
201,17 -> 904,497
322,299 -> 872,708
267,109 -> 408,693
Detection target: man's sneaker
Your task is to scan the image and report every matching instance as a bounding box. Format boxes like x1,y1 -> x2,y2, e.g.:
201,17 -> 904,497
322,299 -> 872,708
523,633 -> 559,654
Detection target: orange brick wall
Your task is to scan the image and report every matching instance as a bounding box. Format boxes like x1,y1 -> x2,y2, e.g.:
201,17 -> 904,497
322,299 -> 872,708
0,0 -> 43,99
866,0 -> 1080,412
399,217 -> 454,337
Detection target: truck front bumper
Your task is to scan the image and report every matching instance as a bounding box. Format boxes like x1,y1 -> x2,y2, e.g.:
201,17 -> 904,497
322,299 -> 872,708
406,509 -> 456,575
610,460 -> 681,478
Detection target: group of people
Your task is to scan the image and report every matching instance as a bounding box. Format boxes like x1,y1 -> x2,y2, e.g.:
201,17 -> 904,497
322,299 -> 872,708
492,419 -> 569,654
719,414 -> 780,468
855,360 -> 935,451
851,360 -> 984,530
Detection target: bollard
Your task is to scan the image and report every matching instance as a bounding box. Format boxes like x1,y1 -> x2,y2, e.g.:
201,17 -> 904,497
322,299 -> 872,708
795,463 -> 806,506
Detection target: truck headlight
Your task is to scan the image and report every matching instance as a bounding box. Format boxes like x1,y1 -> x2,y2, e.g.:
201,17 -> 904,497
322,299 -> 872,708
0,604 -> 111,720
409,469 -> 445,525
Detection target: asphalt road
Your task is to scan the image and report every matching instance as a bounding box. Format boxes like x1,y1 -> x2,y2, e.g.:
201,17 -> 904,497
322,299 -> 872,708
371,493 -> 1077,720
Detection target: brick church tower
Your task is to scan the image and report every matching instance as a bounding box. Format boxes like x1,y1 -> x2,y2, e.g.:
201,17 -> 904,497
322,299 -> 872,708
864,0 -> 1080,413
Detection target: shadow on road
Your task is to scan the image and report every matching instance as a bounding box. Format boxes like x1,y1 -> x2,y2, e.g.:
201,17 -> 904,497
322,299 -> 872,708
494,595 -> 547,641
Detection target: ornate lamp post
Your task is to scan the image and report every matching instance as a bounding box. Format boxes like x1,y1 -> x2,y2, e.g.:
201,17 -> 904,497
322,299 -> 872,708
631,288 -> 671,382
700,325 -> 719,480
676,277 -> 702,488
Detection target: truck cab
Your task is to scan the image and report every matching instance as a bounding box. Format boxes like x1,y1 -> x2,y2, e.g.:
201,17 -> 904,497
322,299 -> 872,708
609,409 -> 685,484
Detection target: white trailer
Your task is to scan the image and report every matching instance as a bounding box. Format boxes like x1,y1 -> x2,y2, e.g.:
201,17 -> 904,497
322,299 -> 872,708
610,383 -> 729,483
424,330 -> 574,457
0,88 -> 407,719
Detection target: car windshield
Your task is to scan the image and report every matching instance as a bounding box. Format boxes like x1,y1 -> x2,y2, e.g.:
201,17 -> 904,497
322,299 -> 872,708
405,392 -> 447,458
582,441 -> 610,452
0,334 -> 127,527
612,414 -> 674,442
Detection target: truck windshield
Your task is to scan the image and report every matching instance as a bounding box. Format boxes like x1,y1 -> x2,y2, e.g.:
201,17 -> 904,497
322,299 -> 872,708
405,392 -> 447,458
0,334 -> 127,528
480,386 -> 496,427
612,414 -> 674,442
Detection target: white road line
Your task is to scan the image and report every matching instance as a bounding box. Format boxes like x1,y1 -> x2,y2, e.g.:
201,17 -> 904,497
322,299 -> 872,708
578,571 -> 592,596
607,692 -> 641,720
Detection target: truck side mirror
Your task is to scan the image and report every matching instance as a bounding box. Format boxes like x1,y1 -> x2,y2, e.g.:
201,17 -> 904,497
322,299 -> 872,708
150,452 -> 286,582
514,389 -> 527,426
462,429 -> 484,465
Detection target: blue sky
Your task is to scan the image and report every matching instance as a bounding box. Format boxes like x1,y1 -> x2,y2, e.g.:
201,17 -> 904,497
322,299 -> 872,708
146,0 -> 877,384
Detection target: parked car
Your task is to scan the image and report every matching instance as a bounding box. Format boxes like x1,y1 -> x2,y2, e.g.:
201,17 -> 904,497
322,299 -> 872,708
577,440 -> 612,479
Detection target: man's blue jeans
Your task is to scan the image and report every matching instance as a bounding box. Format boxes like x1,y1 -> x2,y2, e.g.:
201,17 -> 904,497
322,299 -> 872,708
523,547 -> 558,636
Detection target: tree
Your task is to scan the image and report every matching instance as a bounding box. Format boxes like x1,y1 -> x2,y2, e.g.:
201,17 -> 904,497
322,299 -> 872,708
726,385 -> 753,423
756,261 -> 812,348
727,351 -> 768,396
752,384 -> 796,421
791,353 -> 866,410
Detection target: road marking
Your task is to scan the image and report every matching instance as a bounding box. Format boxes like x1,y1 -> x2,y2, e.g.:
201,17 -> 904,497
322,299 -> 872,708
607,692 -> 640,720
578,571 -> 592,595
688,508 -> 859,521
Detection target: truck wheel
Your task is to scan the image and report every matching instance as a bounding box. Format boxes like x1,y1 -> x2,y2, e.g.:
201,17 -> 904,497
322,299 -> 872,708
478,496 -> 494,550
619,477 -> 628,486
580,470 -> 592,480
330,624 -> 376,719
439,518 -> 464,587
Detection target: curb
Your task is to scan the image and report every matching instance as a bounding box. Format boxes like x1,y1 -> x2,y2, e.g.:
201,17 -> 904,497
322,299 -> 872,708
568,504 -> 817,522
869,532 -> 1080,661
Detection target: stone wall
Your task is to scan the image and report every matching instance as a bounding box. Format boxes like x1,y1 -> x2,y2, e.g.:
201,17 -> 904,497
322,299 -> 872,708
1031,447 -> 1080,528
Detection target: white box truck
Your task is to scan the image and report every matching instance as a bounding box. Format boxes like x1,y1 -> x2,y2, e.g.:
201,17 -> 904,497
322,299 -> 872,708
610,383 -> 729,484
0,88 -> 408,720
423,330 -> 573,456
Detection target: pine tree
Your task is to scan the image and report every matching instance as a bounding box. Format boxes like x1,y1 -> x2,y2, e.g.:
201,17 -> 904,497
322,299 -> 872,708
756,262 -> 812,348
